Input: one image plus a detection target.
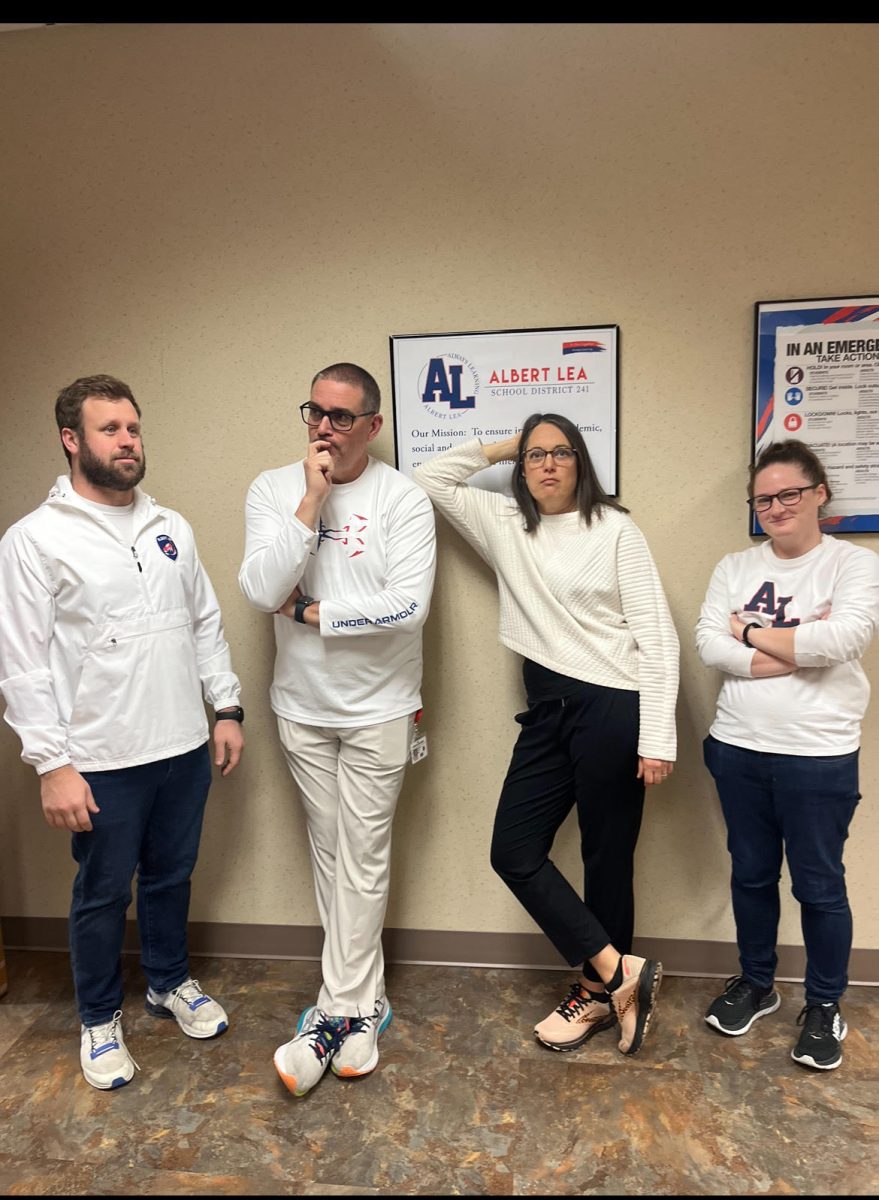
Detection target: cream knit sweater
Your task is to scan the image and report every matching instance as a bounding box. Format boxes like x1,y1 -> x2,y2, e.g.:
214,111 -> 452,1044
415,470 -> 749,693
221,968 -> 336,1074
413,439 -> 679,760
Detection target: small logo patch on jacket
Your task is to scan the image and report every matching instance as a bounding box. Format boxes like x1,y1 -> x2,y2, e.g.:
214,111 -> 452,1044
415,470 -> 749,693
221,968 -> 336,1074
157,534 -> 178,561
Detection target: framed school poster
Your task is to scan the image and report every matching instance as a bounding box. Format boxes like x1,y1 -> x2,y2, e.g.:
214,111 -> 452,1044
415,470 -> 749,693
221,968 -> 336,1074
390,324 -> 619,495
752,295 -> 879,534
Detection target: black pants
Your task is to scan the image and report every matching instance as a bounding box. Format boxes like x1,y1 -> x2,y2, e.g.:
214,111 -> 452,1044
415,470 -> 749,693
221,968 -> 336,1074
490,681 -> 645,972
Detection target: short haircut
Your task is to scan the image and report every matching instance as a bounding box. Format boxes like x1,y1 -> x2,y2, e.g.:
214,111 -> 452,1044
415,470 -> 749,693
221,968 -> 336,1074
310,362 -> 381,413
55,374 -> 140,465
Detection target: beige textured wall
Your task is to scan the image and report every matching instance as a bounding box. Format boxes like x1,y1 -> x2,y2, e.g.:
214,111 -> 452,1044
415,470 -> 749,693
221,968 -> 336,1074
1,22 -> 877,955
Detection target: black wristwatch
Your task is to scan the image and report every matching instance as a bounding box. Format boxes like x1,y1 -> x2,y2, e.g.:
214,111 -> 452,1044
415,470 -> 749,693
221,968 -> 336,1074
294,595 -> 316,623
741,622 -> 761,648
215,706 -> 244,723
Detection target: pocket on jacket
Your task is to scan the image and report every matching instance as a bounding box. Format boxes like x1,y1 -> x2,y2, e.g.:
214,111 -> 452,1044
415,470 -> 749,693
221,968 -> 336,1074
67,609 -> 204,762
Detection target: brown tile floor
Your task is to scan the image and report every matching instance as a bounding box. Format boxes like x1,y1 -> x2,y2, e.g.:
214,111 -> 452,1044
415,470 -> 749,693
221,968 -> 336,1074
0,950 -> 876,1195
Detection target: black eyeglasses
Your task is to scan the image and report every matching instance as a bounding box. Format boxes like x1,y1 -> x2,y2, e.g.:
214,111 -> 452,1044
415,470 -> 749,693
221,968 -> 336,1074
748,483 -> 820,512
522,446 -> 577,466
299,402 -> 377,432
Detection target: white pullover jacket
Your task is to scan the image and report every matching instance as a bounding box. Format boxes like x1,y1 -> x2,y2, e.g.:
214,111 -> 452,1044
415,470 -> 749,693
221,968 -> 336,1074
0,476 -> 241,774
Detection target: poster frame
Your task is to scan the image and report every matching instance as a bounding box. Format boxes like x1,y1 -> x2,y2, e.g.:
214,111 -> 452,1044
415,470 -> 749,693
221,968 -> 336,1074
751,294 -> 879,535
389,324 -> 620,496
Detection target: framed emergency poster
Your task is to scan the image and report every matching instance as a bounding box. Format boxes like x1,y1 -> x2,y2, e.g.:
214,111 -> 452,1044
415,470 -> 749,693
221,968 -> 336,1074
752,295 -> 879,534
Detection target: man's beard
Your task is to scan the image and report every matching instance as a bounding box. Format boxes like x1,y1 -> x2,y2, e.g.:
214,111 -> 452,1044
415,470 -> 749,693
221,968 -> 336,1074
78,436 -> 146,491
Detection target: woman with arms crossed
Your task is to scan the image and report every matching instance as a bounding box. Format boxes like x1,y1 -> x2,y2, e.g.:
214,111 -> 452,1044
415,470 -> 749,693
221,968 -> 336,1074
414,414 -> 679,1057
696,439 -> 879,1070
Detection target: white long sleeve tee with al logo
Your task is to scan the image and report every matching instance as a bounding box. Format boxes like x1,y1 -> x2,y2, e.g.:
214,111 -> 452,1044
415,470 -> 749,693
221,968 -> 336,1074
696,535 -> 879,754
239,457 -> 437,728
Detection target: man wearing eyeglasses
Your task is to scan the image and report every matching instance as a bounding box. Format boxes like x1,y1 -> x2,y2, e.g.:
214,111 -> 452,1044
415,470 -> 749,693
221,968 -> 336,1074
238,362 -> 436,1098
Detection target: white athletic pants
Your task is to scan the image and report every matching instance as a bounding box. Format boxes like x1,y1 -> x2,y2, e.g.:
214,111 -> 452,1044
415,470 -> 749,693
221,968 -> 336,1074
277,713 -> 413,1016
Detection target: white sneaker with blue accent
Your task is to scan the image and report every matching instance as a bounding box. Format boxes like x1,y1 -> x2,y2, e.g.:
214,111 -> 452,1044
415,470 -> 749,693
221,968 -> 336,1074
145,977 -> 229,1038
274,1006 -> 352,1097
80,1010 -> 139,1090
332,994 -> 393,1078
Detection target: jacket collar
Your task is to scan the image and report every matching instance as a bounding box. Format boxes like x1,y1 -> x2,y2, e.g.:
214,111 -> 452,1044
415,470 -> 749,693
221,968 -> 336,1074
48,474 -> 161,510
46,475 -> 166,525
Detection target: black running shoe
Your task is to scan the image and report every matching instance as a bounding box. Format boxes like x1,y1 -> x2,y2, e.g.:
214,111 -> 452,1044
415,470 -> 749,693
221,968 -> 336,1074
791,1002 -> 847,1071
704,974 -> 780,1036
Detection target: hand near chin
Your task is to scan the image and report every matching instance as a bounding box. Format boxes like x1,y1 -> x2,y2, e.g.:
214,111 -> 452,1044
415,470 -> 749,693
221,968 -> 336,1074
304,439 -> 334,498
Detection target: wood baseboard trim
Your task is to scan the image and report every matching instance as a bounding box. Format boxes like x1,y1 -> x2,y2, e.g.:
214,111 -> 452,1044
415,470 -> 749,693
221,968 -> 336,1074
2,917 -> 877,984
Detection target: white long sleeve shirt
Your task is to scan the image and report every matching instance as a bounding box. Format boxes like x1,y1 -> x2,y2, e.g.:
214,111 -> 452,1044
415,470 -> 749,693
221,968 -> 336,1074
0,476 -> 241,774
239,456 -> 436,728
696,535 -> 879,754
412,439 -> 679,761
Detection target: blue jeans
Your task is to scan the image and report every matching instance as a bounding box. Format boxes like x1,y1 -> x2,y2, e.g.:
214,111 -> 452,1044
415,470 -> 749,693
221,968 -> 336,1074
70,743 -> 212,1026
703,735 -> 860,1005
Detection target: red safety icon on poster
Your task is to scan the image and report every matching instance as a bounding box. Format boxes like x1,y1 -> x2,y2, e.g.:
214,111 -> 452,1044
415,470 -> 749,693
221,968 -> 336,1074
784,413 -> 802,432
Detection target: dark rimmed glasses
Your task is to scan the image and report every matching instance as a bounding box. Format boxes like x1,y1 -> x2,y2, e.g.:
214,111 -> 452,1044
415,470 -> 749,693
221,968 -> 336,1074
748,483 -> 820,512
522,446 -> 577,466
299,402 -> 377,432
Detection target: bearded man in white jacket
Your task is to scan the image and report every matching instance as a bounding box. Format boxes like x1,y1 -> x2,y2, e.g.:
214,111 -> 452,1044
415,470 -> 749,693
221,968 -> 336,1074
0,374 -> 244,1090
239,362 -> 436,1098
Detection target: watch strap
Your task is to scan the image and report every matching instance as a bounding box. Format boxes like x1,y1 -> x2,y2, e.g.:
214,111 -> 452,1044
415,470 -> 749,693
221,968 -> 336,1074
742,622 -> 761,648
294,595 -> 316,623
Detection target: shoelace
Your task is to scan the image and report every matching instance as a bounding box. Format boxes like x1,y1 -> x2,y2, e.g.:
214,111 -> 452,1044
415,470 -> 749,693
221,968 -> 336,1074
88,1010 -> 124,1056
554,982 -> 593,1024
720,974 -> 758,1004
348,999 -> 384,1036
172,978 -> 211,1010
796,1003 -> 839,1039
300,1011 -> 351,1062
87,1010 -> 140,1070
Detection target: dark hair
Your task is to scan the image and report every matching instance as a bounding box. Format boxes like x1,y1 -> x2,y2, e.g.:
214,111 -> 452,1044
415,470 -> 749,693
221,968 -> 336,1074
55,374 -> 140,465
310,362 -> 381,413
511,412 -> 628,533
749,439 -> 832,507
